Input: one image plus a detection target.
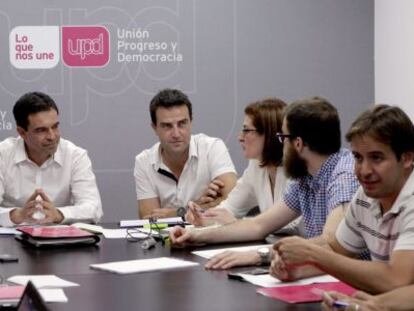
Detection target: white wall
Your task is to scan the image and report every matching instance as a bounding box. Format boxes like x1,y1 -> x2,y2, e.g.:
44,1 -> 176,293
375,0 -> 414,117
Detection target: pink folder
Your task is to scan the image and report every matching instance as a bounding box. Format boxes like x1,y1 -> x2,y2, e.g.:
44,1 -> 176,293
257,281 -> 356,303
0,285 -> 25,305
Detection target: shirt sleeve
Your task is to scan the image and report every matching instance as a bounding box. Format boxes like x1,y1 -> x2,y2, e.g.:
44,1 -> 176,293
393,202 -> 414,251
0,152 -> 15,227
218,163 -> 257,218
326,170 -> 360,213
336,194 -> 367,254
283,180 -> 302,214
207,138 -> 237,179
58,150 -> 103,224
134,153 -> 158,200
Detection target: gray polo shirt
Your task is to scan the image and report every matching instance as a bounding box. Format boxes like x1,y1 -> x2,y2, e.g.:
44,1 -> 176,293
336,169 -> 414,261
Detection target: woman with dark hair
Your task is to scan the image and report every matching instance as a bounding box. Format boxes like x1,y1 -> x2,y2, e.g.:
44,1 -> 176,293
187,98 -> 297,228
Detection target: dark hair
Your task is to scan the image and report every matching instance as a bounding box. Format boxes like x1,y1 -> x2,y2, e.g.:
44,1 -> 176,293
13,92 -> 59,130
149,89 -> 192,124
346,104 -> 414,160
245,98 -> 286,167
285,96 -> 341,155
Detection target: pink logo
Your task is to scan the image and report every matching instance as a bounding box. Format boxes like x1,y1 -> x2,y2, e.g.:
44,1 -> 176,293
62,26 -> 109,67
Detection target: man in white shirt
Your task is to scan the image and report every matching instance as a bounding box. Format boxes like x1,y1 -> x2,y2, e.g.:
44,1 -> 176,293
134,88 -> 237,219
0,92 -> 102,227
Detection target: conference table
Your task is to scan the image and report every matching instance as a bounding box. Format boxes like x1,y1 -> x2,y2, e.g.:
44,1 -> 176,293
0,226 -> 321,310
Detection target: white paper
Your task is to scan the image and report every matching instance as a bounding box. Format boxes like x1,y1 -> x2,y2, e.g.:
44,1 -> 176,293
192,244 -> 271,259
71,223 -> 104,234
102,228 -> 141,239
7,275 -> 79,288
120,217 -> 185,228
0,228 -> 20,235
238,273 -> 339,288
90,257 -> 199,274
39,288 -> 68,303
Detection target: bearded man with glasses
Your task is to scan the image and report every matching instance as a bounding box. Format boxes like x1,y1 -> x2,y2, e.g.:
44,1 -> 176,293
169,97 -> 359,273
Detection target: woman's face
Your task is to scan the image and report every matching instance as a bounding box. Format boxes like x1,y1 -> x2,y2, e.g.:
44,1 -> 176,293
238,115 -> 265,160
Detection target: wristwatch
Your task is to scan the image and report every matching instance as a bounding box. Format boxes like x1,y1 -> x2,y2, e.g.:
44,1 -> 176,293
257,247 -> 271,265
176,207 -> 187,220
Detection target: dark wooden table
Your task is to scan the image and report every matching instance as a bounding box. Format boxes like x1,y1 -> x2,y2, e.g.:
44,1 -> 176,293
0,232 -> 320,310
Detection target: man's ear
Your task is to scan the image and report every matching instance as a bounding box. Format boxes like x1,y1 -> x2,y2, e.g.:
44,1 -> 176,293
292,136 -> 304,153
151,123 -> 156,131
401,151 -> 414,169
16,126 -> 26,138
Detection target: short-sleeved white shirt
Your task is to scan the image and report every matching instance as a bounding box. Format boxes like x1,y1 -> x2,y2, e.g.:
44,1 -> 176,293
134,133 -> 236,210
336,169 -> 414,261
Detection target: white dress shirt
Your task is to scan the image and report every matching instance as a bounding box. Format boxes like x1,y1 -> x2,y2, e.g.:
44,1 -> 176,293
217,160 -> 288,217
217,160 -> 302,233
0,137 -> 103,227
134,133 -> 236,210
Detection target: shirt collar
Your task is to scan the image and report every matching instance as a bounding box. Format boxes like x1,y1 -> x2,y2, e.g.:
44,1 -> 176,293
384,167 -> 414,215
14,137 -> 27,164
14,137 -> 62,167
150,135 -> 196,170
53,142 -> 64,166
305,149 -> 342,191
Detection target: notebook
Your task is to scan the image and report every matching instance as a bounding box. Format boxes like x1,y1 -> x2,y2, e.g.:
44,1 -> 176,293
15,225 -> 100,248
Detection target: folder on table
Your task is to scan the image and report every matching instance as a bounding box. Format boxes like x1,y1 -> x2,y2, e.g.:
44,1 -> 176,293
257,281 -> 356,303
15,225 -> 100,248
0,285 -> 25,307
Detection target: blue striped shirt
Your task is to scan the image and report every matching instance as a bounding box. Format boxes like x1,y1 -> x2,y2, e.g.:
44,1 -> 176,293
284,148 -> 359,238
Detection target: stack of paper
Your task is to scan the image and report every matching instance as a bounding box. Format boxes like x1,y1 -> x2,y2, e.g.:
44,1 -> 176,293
90,257 -> 199,274
192,244 -> 271,259
238,273 -> 339,288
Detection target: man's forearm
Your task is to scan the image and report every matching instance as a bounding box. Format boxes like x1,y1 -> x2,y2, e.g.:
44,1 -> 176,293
375,285 -> 414,310
310,247 -> 408,294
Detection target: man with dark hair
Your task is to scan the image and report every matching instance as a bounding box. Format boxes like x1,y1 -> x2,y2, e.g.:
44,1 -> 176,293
134,88 -> 237,219
273,105 -> 414,294
0,92 -> 103,226
169,97 -> 359,270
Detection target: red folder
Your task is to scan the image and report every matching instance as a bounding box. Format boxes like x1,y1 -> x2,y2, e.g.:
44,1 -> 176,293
17,225 -> 94,238
16,225 -> 100,248
257,281 -> 356,304
0,285 -> 25,305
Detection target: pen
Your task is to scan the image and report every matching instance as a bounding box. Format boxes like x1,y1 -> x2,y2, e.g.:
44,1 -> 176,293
315,290 -> 350,310
332,300 -> 349,309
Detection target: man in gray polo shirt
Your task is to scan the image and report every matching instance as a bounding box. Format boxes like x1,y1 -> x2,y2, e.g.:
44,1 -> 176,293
273,105 -> 414,294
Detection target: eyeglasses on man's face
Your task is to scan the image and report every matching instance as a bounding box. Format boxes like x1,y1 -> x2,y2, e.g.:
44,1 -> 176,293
275,132 -> 292,144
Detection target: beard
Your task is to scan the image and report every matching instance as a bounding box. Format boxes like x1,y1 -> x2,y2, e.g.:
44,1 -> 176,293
283,145 -> 308,179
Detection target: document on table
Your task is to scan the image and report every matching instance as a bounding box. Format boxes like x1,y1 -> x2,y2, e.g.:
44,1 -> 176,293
7,275 -> 79,288
72,223 -> 148,239
238,273 -> 339,288
90,257 -> 199,274
39,289 -> 68,303
0,227 -> 20,235
192,244 -> 271,259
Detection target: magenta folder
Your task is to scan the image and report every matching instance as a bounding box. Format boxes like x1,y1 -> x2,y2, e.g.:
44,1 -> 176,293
257,281 -> 356,303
